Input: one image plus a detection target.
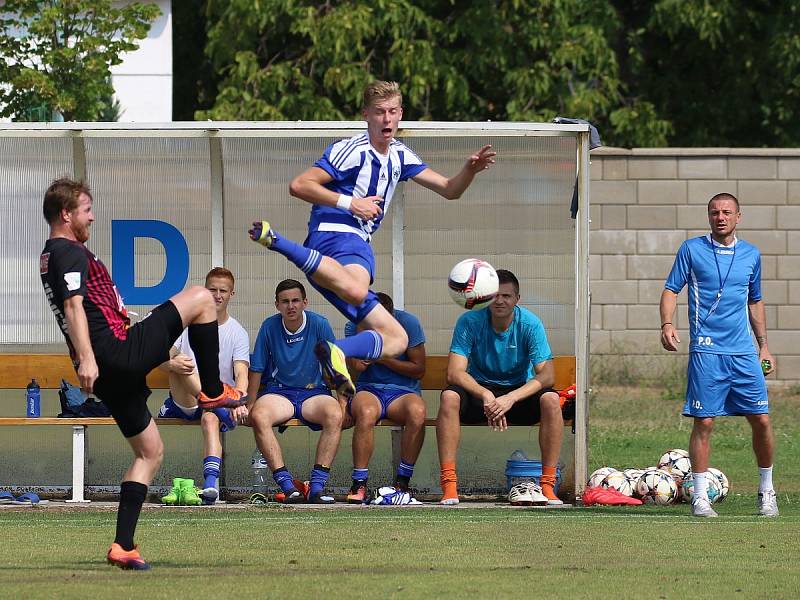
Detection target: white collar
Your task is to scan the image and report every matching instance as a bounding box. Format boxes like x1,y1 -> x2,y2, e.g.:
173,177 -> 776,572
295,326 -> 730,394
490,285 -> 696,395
707,234 -> 737,248
282,311 -> 307,336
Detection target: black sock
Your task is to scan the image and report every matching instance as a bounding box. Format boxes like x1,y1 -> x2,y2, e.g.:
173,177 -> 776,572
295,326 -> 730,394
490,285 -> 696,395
188,321 -> 223,398
114,481 -> 148,551
395,475 -> 411,491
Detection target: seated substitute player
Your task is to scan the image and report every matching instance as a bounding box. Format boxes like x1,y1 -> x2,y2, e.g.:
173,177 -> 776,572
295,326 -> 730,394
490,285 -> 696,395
436,269 -> 564,506
249,80 -> 496,398
39,178 -> 243,571
157,267 -> 250,504
344,292 -> 427,503
247,279 -> 344,504
660,192 -> 777,518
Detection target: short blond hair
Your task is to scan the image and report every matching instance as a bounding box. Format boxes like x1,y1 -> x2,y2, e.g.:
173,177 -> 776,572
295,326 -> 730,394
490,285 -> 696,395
362,80 -> 402,109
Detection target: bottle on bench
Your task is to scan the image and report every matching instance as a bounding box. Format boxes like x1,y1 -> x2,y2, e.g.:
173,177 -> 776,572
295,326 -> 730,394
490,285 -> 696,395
26,378 -> 41,418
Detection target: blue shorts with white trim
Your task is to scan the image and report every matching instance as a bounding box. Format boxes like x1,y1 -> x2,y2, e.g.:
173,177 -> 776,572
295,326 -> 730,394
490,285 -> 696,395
684,352 -> 768,417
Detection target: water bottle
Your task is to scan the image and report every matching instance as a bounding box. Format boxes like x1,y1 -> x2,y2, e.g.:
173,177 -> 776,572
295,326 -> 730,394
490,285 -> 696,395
251,449 -> 269,495
26,378 -> 41,418
509,448 -> 528,461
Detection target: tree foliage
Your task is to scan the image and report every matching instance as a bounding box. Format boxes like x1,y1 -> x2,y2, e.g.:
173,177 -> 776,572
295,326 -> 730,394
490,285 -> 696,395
0,0 -> 160,121
199,0 -> 800,147
198,0 -> 671,147
617,0 -> 800,146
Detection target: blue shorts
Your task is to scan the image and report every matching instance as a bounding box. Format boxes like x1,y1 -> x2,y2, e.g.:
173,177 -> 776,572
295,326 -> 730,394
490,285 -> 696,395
349,384 -> 416,422
684,353 -> 768,417
263,384 -> 332,431
157,396 -> 237,432
304,231 -> 380,324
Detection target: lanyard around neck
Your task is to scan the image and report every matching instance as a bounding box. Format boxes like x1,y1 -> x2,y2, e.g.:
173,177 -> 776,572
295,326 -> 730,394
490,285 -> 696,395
704,239 -> 736,322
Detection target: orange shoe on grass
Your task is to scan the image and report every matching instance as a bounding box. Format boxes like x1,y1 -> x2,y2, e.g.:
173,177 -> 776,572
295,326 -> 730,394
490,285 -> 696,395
107,543 -> 151,571
197,383 -> 246,410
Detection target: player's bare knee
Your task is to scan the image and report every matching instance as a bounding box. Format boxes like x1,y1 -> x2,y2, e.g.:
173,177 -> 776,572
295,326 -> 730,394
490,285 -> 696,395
406,399 -> 427,427
201,411 -> 219,430
438,391 -> 460,417
540,392 -> 562,417
341,285 -> 369,306
321,402 -> 343,429
353,403 -> 379,426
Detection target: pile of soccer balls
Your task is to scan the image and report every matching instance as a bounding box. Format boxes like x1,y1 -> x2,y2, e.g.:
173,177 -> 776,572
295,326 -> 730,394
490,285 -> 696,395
587,449 -> 730,506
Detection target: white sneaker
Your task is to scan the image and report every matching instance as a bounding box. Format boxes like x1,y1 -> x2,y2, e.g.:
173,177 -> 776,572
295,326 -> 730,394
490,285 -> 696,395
691,497 -> 718,518
524,482 -> 549,506
758,490 -> 779,517
509,483 -> 534,505
371,486 -> 423,506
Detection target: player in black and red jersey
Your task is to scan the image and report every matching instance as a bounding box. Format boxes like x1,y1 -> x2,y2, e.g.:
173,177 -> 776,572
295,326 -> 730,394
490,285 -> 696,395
39,178 -> 245,570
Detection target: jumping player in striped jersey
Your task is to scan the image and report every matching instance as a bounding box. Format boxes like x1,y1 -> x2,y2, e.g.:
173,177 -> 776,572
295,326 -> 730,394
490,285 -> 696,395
661,193 -> 778,518
249,80 -> 496,397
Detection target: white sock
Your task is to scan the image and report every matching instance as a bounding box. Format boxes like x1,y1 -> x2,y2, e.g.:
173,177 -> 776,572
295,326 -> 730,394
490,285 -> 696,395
693,472 -> 708,501
759,466 -> 774,493
177,402 -> 198,416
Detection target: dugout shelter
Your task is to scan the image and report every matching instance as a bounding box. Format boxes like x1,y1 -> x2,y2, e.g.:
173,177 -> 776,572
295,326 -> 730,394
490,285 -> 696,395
0,121 -> 590,499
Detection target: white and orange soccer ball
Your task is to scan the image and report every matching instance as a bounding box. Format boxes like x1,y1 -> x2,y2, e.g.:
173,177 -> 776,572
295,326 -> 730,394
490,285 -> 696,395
447,258 -> 499,310
636,468 -> 679,505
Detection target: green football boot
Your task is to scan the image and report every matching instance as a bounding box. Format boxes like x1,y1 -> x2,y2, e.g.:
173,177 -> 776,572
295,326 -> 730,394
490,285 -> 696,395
180,478 -> 202,506
161,478 -> 185,505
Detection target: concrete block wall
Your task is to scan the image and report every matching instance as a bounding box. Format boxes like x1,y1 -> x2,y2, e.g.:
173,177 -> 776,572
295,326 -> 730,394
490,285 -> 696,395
590,148 -> 800,386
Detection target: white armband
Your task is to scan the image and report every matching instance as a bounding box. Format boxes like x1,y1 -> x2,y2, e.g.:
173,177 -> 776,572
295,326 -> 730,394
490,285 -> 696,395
336,194 -> 353,211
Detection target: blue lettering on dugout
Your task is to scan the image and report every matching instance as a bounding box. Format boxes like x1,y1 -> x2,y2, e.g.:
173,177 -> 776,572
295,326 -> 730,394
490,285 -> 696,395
111,219 -> 189,305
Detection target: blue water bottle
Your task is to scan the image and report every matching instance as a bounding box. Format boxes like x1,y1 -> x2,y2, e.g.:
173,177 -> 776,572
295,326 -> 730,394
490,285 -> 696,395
26,378 -> 41,418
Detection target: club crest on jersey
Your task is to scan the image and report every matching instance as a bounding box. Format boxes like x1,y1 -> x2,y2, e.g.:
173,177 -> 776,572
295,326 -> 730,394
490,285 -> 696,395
392,167 -> 400,180
64,271 -> 81,291
39,253 -> 50,274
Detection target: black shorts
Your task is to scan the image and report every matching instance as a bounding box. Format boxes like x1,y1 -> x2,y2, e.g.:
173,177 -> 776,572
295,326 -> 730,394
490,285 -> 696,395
92,301 -> 183,437
445,383 -> 557,426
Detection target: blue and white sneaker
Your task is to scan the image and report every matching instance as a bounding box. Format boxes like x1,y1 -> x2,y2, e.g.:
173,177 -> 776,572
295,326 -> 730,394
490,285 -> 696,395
158,396 -> 201,420
371,486 -> 423,506
212,407 -> 237,432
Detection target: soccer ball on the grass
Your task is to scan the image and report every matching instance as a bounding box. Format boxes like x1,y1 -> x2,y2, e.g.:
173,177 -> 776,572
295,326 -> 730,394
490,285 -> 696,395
636,469 -> 679,505
657,449 -> 692,485
600,470 -> 634,497
588,467 -> 618,488
622,469 -> 645,497
447,258 -> 499,310
681,473 -> 722,504
707,467 -> 729,502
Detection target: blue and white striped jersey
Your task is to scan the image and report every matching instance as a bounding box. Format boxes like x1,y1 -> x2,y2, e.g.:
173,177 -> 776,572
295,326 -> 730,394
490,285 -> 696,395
309,133 -> 428,240
665,235 -> 762,355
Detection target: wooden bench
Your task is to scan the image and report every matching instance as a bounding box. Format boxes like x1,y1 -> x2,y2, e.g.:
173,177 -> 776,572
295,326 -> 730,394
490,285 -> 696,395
0,354 -> 576,501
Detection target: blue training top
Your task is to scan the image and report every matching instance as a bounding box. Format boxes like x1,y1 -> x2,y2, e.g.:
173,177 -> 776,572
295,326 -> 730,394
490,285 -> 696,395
345,309 -> 426,393
309,133 -> 427,241
664,235 -> 762,355
250,311 -> 335,390
449,305 -> 553,387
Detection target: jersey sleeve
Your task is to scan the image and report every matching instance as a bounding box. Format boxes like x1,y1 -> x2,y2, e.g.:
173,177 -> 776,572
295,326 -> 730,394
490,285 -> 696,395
249,321 -> 269,374
749,249 -> 763,302
232,325 -> 250,365
398,148 -> 428,181
665,241 -> 691,293
403,312 -> 426,348
526,319 -> 553,366
449,313 -> 474,357
317,315 -> 336,343
173,328 -> 188,354
50,243 -> 89,300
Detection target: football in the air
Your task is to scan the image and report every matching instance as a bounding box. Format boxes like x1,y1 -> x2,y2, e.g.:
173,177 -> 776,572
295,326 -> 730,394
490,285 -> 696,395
447,258 -> 499,310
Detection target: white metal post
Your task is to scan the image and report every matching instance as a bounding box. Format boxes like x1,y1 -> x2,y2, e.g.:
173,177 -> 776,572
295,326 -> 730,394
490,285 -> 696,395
66,425 -> 90,503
